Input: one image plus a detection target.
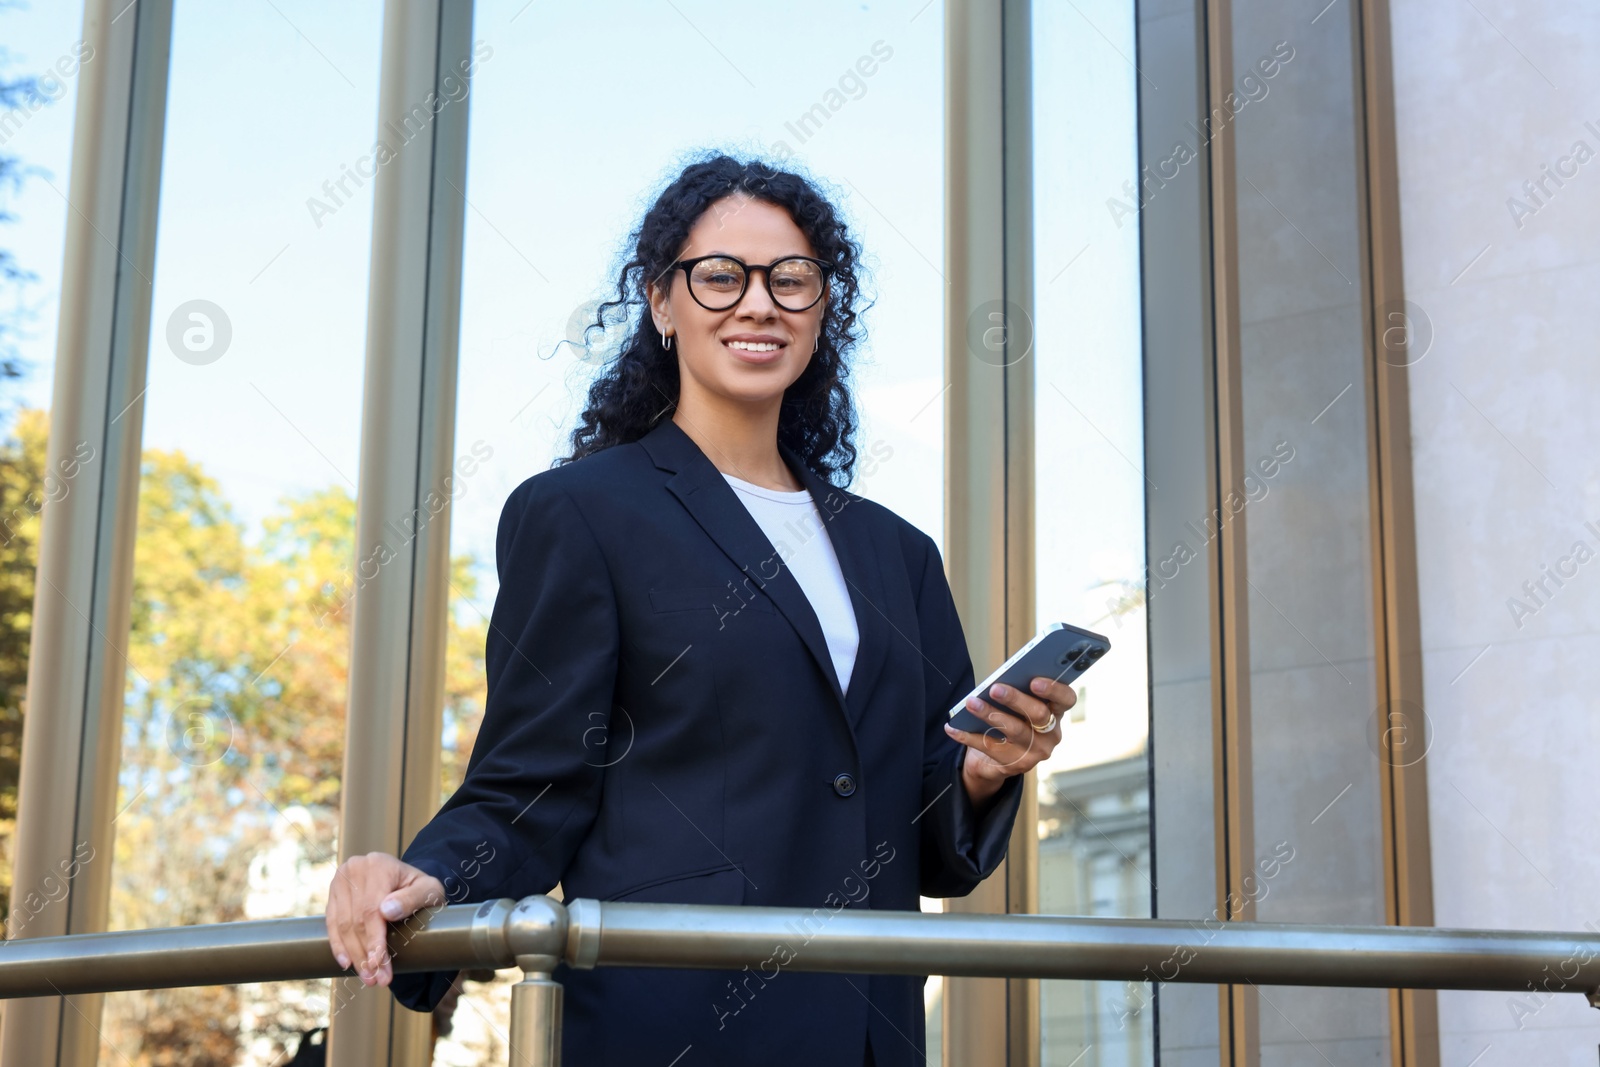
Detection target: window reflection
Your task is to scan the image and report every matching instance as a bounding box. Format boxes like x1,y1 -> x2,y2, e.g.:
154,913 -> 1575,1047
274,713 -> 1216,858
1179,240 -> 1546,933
1031,0 -> 1152,1062
101,2 -> 382,1062
1231,0 -> 1391,1056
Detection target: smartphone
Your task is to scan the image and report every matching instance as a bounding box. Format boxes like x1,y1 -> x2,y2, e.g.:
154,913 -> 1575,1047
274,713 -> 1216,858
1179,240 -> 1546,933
946,622 -> 1111,734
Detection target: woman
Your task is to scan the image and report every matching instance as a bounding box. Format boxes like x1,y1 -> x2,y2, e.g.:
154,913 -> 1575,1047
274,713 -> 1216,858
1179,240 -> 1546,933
323,154 -> 1075,1067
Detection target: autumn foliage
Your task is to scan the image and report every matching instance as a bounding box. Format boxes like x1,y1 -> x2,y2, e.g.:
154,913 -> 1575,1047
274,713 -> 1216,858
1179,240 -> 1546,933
0,407 -> 490,1064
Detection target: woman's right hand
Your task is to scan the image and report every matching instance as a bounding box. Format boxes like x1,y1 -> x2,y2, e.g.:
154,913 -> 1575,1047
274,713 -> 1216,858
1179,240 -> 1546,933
325,852 -> 446,988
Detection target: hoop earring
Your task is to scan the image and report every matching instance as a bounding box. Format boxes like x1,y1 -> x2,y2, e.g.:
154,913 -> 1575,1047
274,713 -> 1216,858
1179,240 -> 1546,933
661,330 -> 673,351
813,336 -> 819,353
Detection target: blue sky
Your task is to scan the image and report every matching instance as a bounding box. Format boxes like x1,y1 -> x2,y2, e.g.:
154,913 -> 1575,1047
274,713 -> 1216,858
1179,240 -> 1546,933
0,0 -> 1148,769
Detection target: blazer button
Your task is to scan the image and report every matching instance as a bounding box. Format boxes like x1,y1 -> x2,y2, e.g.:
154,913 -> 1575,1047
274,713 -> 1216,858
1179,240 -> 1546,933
832,773 -> 857,797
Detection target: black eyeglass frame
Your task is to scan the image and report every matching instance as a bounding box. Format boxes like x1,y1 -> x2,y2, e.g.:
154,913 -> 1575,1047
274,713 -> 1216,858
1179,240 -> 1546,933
669,254 -> 833,313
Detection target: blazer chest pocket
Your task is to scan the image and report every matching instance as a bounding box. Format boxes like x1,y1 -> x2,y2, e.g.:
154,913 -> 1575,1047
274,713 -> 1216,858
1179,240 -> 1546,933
609,862 -> 748,906
649,584 -> 775,616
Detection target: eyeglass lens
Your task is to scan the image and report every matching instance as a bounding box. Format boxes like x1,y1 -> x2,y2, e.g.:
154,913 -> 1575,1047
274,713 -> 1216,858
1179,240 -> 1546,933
687,257 -> 824,312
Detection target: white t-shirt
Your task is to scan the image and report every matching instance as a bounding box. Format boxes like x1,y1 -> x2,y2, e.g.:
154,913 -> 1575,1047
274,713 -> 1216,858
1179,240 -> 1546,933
722,472 -> 860,695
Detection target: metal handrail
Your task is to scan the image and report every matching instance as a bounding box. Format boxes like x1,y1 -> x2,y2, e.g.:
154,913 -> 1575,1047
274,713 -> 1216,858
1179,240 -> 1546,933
5,899 -> 1599,1065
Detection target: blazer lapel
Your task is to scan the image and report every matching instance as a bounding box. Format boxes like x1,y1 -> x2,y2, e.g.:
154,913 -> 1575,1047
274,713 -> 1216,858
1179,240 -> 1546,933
782,442 -> 889,732
639,418 -> 888,727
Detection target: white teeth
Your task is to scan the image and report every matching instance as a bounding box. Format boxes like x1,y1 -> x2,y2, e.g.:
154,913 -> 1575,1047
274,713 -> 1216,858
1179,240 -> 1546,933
725,340 -> 782,352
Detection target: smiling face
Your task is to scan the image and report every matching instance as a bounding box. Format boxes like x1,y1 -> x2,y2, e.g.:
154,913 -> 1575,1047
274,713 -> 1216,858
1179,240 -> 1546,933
647,194 -> 826,415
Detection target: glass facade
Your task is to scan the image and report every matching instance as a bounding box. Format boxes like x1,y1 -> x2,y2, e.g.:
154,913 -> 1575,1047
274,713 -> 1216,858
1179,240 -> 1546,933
1230,0 -> 1392,1058
1031,0 -> 1153,1061
95,2 -> 382,1062
0,0 -> 1595,1064
433,0 -> 949,1057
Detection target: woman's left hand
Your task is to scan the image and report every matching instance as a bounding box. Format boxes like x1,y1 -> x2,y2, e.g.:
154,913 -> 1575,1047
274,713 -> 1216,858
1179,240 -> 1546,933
945,677 -> 1075,807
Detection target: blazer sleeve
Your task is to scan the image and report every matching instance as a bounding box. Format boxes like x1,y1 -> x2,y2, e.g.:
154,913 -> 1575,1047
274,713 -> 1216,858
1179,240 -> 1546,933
911,530 -> 1025,897
389,475 -> 620,1013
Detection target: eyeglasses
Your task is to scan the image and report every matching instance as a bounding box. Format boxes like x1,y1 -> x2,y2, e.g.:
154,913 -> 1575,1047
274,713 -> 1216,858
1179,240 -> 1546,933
669,254 -> 831,313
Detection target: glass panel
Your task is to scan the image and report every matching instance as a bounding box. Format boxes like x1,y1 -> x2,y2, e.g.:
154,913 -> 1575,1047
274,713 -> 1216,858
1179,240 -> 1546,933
1134,0 -> 1228,1056
438,1 -> 947,1056
1231,1 -> 1391,1060
1032,1 -> 1153,1063
100,3 -> 381,1063
0,0 -> 88,931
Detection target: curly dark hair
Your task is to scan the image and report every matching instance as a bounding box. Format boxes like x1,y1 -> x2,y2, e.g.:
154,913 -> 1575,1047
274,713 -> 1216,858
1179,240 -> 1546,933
558,153 -> 868,485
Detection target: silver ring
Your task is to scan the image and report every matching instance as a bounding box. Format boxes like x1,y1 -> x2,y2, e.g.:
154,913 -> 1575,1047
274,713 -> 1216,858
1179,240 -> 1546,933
1031,712 -> 1057,734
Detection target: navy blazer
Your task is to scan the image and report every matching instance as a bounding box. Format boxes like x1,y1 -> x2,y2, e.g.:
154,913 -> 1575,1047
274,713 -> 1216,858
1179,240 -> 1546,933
391,417 -> 1022,1066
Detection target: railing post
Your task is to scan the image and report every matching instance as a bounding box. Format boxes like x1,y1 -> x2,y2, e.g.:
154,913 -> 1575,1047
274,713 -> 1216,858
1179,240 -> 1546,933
506,970 -> 563,1067
501,895 -> 571,1066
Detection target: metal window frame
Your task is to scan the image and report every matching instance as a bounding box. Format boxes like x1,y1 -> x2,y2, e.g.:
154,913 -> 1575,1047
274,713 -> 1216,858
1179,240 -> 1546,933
1139,0 -> 1227,1059
1140,0 -> 1438,1064
5,0 -> 1436,1064
1353,0 -> 1439,1061
326,2 -> 476,1064
942,0 -> 1037,1063
2,2 -> 176,1064
1197,0 -> 1262,1056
